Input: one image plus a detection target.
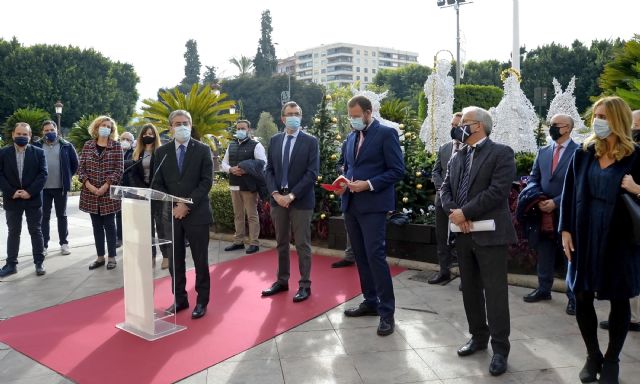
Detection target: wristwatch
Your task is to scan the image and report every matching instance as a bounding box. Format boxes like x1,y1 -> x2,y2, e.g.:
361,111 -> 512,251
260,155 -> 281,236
288,193 -> 295,201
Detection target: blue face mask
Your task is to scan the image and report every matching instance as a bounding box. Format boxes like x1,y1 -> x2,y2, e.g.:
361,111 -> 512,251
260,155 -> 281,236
235,130 -> 248,140
45,132 -> 57,142
285,116 -> 301,130
174,126 -> 191,143
14,136 -> 29,146
98,127 -> 111,137
592,118 -> 611,139
350,117 -> 366,131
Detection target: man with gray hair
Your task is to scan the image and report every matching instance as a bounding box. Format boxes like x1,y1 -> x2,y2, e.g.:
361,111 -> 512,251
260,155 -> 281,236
519,114 -> 578,315
0,123 -> 48,277
440,106 -> 516,376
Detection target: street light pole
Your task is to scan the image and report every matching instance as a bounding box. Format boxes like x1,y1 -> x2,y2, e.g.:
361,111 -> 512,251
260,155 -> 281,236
54,100 -> 63,136
455,2 -> 461,85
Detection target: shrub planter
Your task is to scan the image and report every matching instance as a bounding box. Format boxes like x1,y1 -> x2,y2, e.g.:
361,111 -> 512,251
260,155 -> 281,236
327,216 -> 438,264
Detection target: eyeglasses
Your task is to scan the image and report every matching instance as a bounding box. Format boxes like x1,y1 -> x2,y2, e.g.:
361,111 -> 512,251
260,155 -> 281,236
458,121 -> 480,130
284,112 -> 301,117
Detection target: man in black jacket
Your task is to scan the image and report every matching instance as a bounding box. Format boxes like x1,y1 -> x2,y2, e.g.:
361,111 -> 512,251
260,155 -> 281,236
153,110 -> 213,319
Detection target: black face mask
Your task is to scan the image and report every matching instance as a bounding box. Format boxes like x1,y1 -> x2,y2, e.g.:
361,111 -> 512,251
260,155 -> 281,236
451,125 -> 472,143
633,130 -> 640,143
549,125 -> 563,141
142,136 -> 155,145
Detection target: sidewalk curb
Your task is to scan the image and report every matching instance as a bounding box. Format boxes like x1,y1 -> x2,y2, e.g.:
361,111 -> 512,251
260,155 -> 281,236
209,232 -> 569,293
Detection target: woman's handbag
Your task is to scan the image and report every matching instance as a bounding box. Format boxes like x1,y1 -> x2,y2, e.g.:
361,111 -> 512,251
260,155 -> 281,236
622,193 -> 640,244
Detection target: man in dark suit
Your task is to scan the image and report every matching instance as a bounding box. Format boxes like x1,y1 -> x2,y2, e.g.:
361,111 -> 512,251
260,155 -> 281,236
520,114 -> 578,316
440,106 -> 516,376
0,123 -> 48,277
153,110 -> 213,319
339,96 -> 405,336
429,112 -> 463,284
262,101 -> 319,303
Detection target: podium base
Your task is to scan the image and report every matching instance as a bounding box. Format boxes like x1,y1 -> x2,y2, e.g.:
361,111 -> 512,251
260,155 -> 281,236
116,319 -> 186,341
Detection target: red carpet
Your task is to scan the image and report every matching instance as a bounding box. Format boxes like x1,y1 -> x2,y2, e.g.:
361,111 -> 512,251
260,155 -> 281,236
0,250 -> 404,384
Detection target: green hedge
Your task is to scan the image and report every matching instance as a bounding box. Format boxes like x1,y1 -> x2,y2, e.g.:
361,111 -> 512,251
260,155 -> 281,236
209,179 -> 234,231
453,84 -> 503,112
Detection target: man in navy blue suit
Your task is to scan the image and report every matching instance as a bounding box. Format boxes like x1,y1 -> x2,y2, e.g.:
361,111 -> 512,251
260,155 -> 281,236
521,114 -> 578,316
338,95 -> 404,336
262,101 -> 319,303
0,123 -> 48,277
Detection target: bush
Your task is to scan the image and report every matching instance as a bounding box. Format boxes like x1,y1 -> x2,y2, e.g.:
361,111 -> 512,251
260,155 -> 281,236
453,84 -> 503,112
515,151 -> 536,177
71,175 -> 83,192
209,178 -> 234,231
2,107 -> 51,142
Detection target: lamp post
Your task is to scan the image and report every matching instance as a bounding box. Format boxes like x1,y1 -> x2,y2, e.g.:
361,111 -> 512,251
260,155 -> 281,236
55,100 -> 63,135
436,0 -> 471,85
229,105 -> 236,115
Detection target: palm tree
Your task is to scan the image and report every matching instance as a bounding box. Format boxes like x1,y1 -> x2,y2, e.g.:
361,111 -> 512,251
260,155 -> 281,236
229,55 -> 255,78
598,35 -> 640,109
141,83 -> 237,142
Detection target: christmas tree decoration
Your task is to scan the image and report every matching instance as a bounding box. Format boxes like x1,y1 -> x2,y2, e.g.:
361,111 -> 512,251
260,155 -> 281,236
420,57 -> 455,154
490,70 -> 538,154
546,76 -> 590,143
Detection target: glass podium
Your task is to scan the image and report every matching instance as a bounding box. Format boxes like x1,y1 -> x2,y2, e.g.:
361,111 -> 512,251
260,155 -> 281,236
110,185 -> 193,341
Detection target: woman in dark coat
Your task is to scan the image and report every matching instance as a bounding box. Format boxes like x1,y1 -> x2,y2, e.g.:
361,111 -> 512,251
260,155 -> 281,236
560,96 -> 640,384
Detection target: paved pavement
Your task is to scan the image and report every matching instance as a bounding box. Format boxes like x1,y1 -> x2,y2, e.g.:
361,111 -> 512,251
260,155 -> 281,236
0,197 -> 639,383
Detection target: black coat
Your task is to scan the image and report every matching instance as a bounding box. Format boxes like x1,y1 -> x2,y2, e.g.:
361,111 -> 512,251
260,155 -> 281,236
238,159 -> 268,199
559,144 -> 640,299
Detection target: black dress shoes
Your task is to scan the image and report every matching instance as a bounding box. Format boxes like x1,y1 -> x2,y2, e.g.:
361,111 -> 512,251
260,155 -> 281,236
566,300 -> 576,316
457,339 -> 488,356
35,263 -> 46,276
331,259 -> 355,268
88,260 -> 105,270
427,272 -> 451,285
344,302 -> 378,317
261,282 -> 289,297
245,245 -> 259,254
377,316 -> 395,336
224,243 -> 245,252
165,302 -> 189,314
0,264 -> 17,277
579,353 -> 603,383
191,304 -> 207,319
523,289 -> 552,303
489,354 -> 508,376
293,287 -> 311,303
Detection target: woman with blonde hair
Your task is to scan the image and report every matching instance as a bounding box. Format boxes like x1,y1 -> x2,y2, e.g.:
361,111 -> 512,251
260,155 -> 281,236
129,123 -> 168,268
78,116 -> 123,270
560,96 -> 640,384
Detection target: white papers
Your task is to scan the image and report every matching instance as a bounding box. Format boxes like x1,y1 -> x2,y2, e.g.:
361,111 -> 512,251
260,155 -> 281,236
450,219 -> 496,232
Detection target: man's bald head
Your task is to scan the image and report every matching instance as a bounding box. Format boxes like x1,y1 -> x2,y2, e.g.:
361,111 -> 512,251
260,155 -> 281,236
632,110 -> 640,130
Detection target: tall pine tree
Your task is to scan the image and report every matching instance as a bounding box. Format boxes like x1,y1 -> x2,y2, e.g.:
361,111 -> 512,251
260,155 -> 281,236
253,10 -> 277,78
180,39 -> 201,92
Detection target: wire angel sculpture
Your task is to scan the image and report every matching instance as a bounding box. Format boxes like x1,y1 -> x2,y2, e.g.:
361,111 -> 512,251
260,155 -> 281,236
546,76 -> 590,143
420,59 -> 455,153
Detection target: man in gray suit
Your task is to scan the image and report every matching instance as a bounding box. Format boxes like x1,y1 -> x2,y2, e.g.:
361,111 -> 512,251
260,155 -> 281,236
262,101 -> 319,303
429,112 -> 462,284
520,114 -> 578,316
440,106 -> 516,376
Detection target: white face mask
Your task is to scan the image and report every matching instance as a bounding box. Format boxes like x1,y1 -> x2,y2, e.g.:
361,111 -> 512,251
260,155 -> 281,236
98,126 -> 111,137
174,126 -> 191,143
592,118 -> 611,139
120,140 -> 131,150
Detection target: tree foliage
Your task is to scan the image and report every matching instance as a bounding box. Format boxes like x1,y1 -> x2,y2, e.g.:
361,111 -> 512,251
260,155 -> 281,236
67,114 -> 99,153
229,55 -> 255,78
598,35 -> 640,109
461,60 -> 506,87
202,65 -> 218,86
0,37 -> 139,130
221,75 -> 323,129
254,111 -> 278,149
372,64 -> 432,109
180,39 -> 201,92
141,84 -> 237,141
253,10 -> 277,78
453,84 -> 503,112
2,107 -> 51,142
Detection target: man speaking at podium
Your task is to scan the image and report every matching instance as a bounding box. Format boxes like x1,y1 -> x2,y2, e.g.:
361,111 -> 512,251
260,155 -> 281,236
153,110 -> 213,319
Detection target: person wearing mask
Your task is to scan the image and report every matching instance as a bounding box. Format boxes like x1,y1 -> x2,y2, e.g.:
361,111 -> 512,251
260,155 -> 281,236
221,120 -> 267,255
78,116 -> 123,271
560,96 -> 640,384
153,110 -> 213,319
519,114 -> 578,316
34,120 -> 78,256
429,112 -> 463,284
262,101 -> 319,303
115,131 -> 135,248
440,106 -> 516,376
0,123 -> 48,277
338,96 -> 405,336
128,123 -> 165,268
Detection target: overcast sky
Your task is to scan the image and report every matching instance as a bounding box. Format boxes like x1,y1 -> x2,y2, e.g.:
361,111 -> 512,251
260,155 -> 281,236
0,0 -> 636,107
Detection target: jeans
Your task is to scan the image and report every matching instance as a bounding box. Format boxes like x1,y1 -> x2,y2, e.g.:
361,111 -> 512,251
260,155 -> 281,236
5,205 -> 45,265
42,188 -> 69,248
90,213 -> 117,257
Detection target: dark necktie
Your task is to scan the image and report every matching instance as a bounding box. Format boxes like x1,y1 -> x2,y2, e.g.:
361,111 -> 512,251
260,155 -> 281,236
281,135 -> 294,188
456,147 -> 474,206
177,144 -> 185,173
